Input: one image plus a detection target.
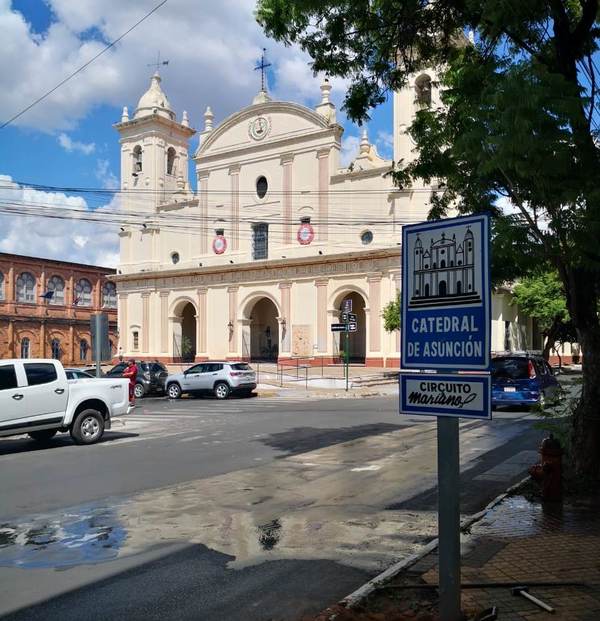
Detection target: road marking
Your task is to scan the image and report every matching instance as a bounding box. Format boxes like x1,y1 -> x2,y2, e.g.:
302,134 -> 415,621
179,435 -> 206,442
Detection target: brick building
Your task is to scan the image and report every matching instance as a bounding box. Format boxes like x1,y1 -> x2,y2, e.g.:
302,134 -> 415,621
0,253 -> 118,365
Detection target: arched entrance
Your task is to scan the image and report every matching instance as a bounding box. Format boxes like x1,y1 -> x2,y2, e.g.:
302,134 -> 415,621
180,303 -> 196,362
336,291 -> 366,363
249,297 -> 279,361
172,300 -> 197,362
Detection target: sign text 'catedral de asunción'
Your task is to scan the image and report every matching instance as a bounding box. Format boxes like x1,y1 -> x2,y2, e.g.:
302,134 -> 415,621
401,215 -> 491,371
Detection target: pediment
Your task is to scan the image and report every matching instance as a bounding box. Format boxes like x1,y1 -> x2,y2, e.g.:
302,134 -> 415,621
195,101 -> 333,158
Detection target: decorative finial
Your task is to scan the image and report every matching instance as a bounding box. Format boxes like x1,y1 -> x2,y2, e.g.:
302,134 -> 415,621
204,106 -> 214,132
182,110 -> 189,127
254,48 -> 271,93
359,128 -> 370,154
320,77 -> 332,104
121,106 -> 129,122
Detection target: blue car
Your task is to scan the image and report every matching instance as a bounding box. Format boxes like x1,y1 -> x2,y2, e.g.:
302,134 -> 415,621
491,354 -> 559,409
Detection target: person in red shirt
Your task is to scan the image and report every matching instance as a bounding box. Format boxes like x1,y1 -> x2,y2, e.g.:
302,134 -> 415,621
122,359 -> 138,404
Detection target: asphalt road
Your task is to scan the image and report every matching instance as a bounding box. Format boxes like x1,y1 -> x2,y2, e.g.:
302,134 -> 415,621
0,394 -> 542,620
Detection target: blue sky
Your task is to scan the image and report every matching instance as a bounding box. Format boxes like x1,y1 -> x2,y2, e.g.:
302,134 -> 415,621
0,1 -> 394,266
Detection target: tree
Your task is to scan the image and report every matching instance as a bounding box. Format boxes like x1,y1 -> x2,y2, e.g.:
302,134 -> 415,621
257,1 -> 600,481
382,293 -> 400,332
512,272 -> 576,362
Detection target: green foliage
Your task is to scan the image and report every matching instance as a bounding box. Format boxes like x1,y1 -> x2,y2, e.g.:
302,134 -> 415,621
513,272 -> 569,334
382,293 -> 401,332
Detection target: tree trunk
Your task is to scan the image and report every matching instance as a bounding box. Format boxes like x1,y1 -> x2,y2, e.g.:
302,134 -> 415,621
542,318 -> 561,361
563,267 -> 600,482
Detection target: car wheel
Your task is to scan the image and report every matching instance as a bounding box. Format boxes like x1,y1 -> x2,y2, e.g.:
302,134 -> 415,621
134,383 -> 145,399
70,409 -> 105,445
214,382 -> 230,400
167,383 -> 182,399
28,429 -> 58,442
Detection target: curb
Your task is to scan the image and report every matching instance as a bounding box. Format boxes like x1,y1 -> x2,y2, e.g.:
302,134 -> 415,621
340,474 -> 531,609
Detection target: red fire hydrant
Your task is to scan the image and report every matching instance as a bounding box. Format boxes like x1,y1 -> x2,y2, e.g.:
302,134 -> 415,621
529,434 -> 563,501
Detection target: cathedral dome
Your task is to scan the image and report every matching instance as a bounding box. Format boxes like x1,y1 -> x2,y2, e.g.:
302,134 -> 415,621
134,72 -> 175,120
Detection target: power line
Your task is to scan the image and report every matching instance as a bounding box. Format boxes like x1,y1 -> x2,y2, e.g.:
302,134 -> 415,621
0,0 -> 168,130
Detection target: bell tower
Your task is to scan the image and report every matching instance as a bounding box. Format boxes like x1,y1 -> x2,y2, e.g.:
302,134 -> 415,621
114,71 -> 196,214
393,69 -> 441,165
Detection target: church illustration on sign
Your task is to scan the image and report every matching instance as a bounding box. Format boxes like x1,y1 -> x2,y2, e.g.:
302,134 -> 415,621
409,227 -> 481,308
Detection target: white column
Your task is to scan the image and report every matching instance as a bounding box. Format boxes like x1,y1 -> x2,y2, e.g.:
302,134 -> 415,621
160,291 -> 169,354
316,149 -> 329,242
198,171 -> 210,255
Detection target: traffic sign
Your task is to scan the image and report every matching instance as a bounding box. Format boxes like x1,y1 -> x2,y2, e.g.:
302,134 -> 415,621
341,312 -> 349,322
399,373 -> 491,420
401,214 -> 490,371
330,323 -> 346,332
342,298 -> 352,312
348,322 -> 357,332
348,313 -> 357,322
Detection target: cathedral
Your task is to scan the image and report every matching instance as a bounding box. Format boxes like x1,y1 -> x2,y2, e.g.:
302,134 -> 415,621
113,68 -> 536,365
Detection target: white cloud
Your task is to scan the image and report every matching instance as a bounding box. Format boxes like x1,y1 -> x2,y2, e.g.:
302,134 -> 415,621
58,132 -> 95,154
340,134 -> 360,167
0,174 -> 119,267
95,159 -> 118,189
375,130 -> 394,159
0,0 -> 351,133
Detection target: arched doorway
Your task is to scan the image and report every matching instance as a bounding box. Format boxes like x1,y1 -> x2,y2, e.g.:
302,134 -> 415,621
249,298 -> 279,361
336,291 -> 366,363
180,303 -> 197,362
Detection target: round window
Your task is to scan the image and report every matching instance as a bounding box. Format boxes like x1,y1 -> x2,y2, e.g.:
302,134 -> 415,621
361,230 -> 373,245
256,176 -> 268,199
171,252 -> 180,265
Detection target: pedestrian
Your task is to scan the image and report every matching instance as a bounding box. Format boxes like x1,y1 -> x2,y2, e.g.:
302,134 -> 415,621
122,359 -> 138,405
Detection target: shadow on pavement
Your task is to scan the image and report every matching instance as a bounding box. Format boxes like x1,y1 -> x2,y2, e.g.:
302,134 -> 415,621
260,423 -> 406,457
1,543 -> 372,621
0,432 -> 140,456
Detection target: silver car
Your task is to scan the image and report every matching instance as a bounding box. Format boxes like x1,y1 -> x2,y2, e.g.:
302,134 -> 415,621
165,362 -> 257,400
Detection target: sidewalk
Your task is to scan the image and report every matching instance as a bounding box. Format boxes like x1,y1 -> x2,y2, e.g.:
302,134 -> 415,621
307,487 -> 600,620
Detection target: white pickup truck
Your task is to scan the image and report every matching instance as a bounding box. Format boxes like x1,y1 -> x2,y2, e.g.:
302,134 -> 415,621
0,359 -> 132,445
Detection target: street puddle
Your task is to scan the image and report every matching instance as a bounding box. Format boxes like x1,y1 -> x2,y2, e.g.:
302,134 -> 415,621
0,505 -> 126,568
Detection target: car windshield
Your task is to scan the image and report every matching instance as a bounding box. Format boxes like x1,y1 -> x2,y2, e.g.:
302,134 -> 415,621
491,358 -> 530,380
230,363 -> 251,371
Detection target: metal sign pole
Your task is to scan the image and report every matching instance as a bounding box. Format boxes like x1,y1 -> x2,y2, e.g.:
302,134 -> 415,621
345,327 -> 349,392
437,416 -> 461,621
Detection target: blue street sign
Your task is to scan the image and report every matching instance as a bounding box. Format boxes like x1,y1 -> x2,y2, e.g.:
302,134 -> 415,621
401,214 -> 491,371
342,299 -> 352,313
400,373 -> 491,419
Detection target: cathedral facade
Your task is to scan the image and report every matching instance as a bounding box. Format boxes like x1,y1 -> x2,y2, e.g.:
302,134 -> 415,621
113,70 -> 535,365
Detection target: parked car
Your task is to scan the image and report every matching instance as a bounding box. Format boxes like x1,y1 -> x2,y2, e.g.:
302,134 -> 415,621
65,368 -> 95,380
491,353 -> 559,409
0,359 -> 132,445
165,362 -> 257,400
105,361 -> 168,399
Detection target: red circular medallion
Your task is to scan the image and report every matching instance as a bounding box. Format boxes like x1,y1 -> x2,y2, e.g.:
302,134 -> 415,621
213,235 -> 227,254
297,223 -> 315,245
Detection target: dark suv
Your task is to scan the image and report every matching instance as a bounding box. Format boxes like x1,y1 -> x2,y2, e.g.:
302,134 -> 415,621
106,361 -> 168,399
491,353 -> 559,409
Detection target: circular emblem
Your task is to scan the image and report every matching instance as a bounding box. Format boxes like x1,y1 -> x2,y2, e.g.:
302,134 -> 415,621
213,235 -> 227,254
297,223 -> 315,245
249,117 -> 270,141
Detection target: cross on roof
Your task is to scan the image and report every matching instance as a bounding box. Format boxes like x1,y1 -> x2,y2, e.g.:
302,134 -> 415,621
147,51 -> 169,73
254,48 -> 271,92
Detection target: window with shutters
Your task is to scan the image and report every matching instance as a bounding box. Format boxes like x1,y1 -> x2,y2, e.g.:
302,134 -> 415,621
252,223 -> 268,260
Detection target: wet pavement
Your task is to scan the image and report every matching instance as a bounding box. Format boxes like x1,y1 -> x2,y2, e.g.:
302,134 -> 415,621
0,397 -> 543,620
399,493 -> 600,620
